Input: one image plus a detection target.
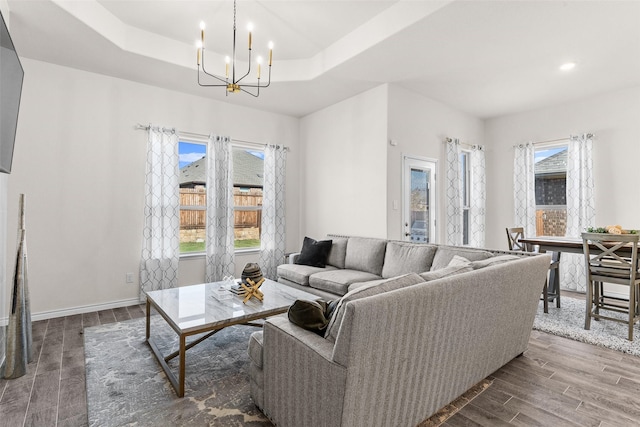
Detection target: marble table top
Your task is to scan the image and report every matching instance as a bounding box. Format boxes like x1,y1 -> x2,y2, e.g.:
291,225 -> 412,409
146,279 -> 318,334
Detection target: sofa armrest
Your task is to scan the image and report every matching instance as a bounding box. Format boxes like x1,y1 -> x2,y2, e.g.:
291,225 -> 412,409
264,315 -> 336,362
262,316 -> 347,427
287,252 -> 301,264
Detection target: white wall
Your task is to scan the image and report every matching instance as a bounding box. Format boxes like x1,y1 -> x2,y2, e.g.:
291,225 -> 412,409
299,85 -> 388,239
484,86 -> 640,250
387,85 -> 485,242
7,58 -> 300,317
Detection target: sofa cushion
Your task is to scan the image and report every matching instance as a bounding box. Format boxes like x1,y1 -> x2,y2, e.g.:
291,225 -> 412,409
326,237 -> 348,269
470,254 -> 521,269
277,263 -> 337,286
325,272 -> 425,342
381,242 -> 438,279
309,269 -> 382,296
295,236 -> 333,268
248,331 -> 264,368
344,237 -> 387,276
430,247 -> 494,271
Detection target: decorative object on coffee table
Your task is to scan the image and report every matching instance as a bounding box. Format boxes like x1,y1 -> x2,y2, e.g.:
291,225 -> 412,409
241,262 -> 263,285
4,194 -> 33,379
241,277 -> 265,303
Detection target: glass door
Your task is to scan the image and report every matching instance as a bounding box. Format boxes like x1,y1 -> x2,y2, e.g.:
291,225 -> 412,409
402,156 -> 437,243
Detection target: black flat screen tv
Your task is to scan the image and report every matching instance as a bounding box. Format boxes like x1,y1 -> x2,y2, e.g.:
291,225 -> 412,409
0,10 -> 24,174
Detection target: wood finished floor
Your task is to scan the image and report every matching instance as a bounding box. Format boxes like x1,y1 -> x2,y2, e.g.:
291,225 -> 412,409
1,295 -> 640,427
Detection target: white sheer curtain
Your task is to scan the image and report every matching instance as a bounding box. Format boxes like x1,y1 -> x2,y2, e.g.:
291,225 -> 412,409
562,134 -> 595,291
513,143 -> 537,238
139,125 -> 180,301
469,145 -> 486,247
258,145 -> 287,280
205,135 -> 235,282
445,139 -> 463,245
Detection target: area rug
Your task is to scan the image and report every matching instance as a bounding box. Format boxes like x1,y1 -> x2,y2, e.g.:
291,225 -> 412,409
85,317 -> 493,426
533,297 -> 640,356
84,316 -> 270,426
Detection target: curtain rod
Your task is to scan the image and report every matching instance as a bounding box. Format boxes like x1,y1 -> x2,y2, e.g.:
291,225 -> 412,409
134,123 -> 285,150
445,137 -> 483,150
531,133 -> 595,145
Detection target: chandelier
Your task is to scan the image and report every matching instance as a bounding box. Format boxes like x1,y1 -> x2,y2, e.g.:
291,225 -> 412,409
196,0 -> 273,97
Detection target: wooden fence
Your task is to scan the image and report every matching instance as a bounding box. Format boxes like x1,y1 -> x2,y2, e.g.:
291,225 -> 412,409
180,187 -> 262,230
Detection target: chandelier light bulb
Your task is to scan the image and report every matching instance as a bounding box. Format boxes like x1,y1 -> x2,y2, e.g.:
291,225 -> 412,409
247,22 -> 254,32
268,41 -> 274,50
200,21 -> 206,30
196,40 -> 203,49
559,62 -> 576,71
257,56 -> 262,79
225,56 -> 231,64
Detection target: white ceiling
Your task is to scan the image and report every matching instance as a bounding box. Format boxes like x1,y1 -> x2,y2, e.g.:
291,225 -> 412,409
6,0 -> 640,118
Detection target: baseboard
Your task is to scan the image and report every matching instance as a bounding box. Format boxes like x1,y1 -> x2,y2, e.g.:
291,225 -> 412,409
27,298 -> 143,322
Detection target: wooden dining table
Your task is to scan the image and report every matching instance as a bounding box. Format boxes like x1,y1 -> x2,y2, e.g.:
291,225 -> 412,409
519,235 -> 638,297
519,235 -> 637,256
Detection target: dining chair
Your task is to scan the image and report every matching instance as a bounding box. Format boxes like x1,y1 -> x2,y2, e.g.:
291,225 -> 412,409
582,232 -> 640,341
506,227 -> 561,313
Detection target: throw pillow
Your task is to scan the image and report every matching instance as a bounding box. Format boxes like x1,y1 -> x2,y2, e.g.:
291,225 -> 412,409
419,264 -> 473,281
470,254 -> 521,269
295,236 -> 333,268
288,299 -> 336,336
448,255 -> 471,267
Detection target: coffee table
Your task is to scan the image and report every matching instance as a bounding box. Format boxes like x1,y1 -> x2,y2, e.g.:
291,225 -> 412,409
145,278 -> 318,397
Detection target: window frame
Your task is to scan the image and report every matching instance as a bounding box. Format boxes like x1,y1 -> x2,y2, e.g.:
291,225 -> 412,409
459,149 -> 471,245
178,139 -> 265,256
534,142 -> 568,237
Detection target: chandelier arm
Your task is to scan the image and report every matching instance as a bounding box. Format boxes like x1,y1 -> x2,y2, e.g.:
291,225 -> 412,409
200,49 -> 229,85
235,49 -> 252,84
199,70 -> 230,86
239,66 -> 271,88
240,86 -> 259,97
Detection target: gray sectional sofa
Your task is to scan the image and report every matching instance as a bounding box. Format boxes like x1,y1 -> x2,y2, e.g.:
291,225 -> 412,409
248,235 -> 551,427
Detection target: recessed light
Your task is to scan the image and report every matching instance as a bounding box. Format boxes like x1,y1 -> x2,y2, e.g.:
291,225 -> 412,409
559,62 -> 576,71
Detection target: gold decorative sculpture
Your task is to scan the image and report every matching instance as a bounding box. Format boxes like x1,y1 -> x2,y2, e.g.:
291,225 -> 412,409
4,194 -> 33,379
241,277 -> 265,303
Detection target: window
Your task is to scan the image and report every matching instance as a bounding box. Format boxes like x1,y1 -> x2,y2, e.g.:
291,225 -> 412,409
178,141 -> 264,254
534,145 -> 568,237
459,151 -> 471,245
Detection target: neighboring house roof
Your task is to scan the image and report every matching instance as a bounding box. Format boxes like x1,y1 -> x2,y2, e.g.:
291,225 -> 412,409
179,147 -> 264,188
535,148 -> 567,176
